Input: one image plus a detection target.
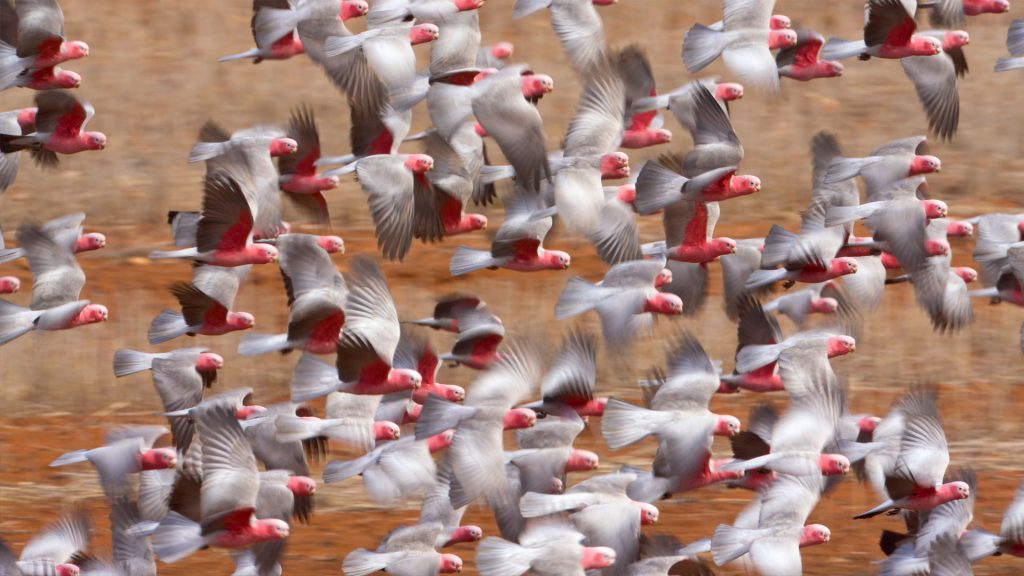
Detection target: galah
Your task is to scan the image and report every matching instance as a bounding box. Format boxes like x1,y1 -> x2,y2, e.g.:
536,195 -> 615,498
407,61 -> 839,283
623,534 -> 716,576
276,106 -> 337,224
477,41 -> 514,69
275,391 -> 399,452
419,465 -> 484,547
720,294 -> 785,393
720,238 -> 767,319
875,468 -> 976,574
470,64 -> 553,193
424,10 -> 481,77
148,264 -> 253,344
106,498 -> 157,576
244,470 -> 318,575
508,411 -> 600,494
0,91 -> 104,166
555,259 -> 683,348
711,474 -> 829,575
50,426 -> 176,500
970,243 -> 1024,335
239,233 -> 347,355
0,211 -> 103,263
243,401 -> 327,475
683,0 -> 797,93
640,197 -> 737,265
0,0 -> 87,91
617,46 -> 673,150
365,0 -> 483,29
822,0 -> 943,61
959,478 -> 1024,559
604,333 -> 743,501
856,389 -> 970,519
521,328 -> 607,418
336,256 -> 422,395
322,23 -> 438,156
406,293 -> 494,332
970,213 -> 1024,284
762,283 -> 852,327
189,121 -> 296,240
926,0 -> 1010,27
519,471 -> 658,523
719,359 -> 851,477
634,155 -> 759,216
777,29 -> 844,81
322,434 -> 445,504
8,508 -> 91,576
343,523 -> 463,576
394,329 -> 465,403
219,0 -> 307,63
149,400 -> 290,562
551,57 -> 630,243
0,106 -> 36,192
824,136 -> 940,202
477,519 -> 617,575
114,347 -> 222,452
747,203 -> 859,290
415,342 -> 541,505
150,171 -> 279,266
512,0 -> 611,77
632,78 -> 743,138
449,191 -> 570,275
679,83 -> 749,180
0,215 -> 107,345
439,302 -> 507,369
995,18 -> 1024,72
900,30 -> 968,140
421,132 -> 489,238
909,220 -> 975,332
734,327 -> 856,379
327,154 -> 435,261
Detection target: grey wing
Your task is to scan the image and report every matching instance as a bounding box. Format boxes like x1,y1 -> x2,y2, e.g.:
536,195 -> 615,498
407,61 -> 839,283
14,0 -> 64,58
17,221 -> 84,310
662,260 -> 708,317
871,135 -> 928,157
927,0 -> 965,27
1000,479 -> 1024,542
721,240 -> 765,320
277,233 -> 346,304
721,0 -> 773,31
465,339 -> 541,406
195,400 -> 261,528
428,10 -> 481,76
192,264 -> 249,311
472,68 -> 550,193
358,156 -> 417,261
19,507 -> 90,563
928,534 -> 973,576
152,359 -> 204,452
572,502 -> 641,569
515,411 -> 585,449
894,389 -> 949,490
748,536 -> 802,576
196,171 -> 257,254
900,54 -> 959,141
344,255 -> 401,363
380,523 -> 445,552
550,0 -> 606,76
109,498 -> 156,574
1008,18 -> 1024,57
539,328 -> 597,405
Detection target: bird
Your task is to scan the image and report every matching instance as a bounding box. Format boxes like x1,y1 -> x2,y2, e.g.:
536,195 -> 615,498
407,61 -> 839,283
0,91 -> 105,169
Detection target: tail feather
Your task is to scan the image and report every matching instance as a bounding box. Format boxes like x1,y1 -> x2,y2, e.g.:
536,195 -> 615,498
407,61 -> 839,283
449,247 -> 497,276
49,449 -> 89,467
113,349 -> 156,377
289,353 -> 342,402
825,203 -> 881,227
188,141 -> 230,164
322,452 -> 375,484
475,537 -> 534,576
342,549 -> 394,576
150,512 -> 207,563
479,164 -> 516,185
554,276 -> 610,319
968,287 -> 999,298
0,300 -> 36,345
821,37 -> 868,60
0,247 -> 24,263
994,57 -> 1024,72
149,248 -> 199,260
711,524 -> 761,565
759,225 -> 799,269
518,491 -> 593,518
218,48 -> 261,62
678,538 -> 712,558
414,394 -> 474,439
634,161 -> 687,215
238,332 -> 292,356
824,156 -> 882,184
960,527 -> 1002,562
854,498 -> 896,520
324,34 -> 366,57
602,399 -> 674,450
682,24 -> 727,73
745,268 -> 789,290
148,310 -> 190,345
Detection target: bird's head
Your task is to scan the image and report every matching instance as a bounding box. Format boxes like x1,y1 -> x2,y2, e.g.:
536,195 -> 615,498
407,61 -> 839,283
829,257 -> 859,276
340,0 -> 369,19
819,453 -> 851,476
249,243 -> 279,264
428,429 -> 456,453
502,407 -> 537,430
77,232 -> 106,252
544,249 -> 571,270
317,235 -> 346,254
826,334 -> 856,358
227,311 -> 256,329
404,153 -> 434,174
945,30 -> 970,49
858,415 -> 882,434
770,14 -> 792,29
66,40 -> 90,59
946,220 -> 973,237
439,553 -> 464,573
259,518 -> 291,541
715,82 -> 744,101
0,276 -> 19,294
581,547 -> 617,570
85,131 -> 106,150
141,447 -> 177,470
954,266 -> 978,284
615,184 -> 637,206
81,304 -> 109,324
389,368 -> 423,390
714,414 -> 742,436
924,239 -> 950,257
599,152 -> 630,179
521,73 -> 554,99
566,448 -> 600,472
55,564 -> 80,576
287,475 -> 317,496
235,404 -> 267,420
491,41 -> 514,59
196,352 -> 224,372
800,524 -> 831,546
644,292 -> 684,316
57,69 -> 82,89
637,502 -> 659,525
810,297 -> 839,314
825,60 -> 844,77
922,198 -> 948,219
768,28 -> 799,50
373,420 -> 402,441
713,237 -> 739,258
728,174 -> 762,197
269,137 -> 298,157
654,267 -> 673,288
409,23 -> 441,45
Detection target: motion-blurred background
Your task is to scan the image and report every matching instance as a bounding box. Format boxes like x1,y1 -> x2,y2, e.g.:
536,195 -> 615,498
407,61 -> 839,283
1,0 -> 1023,573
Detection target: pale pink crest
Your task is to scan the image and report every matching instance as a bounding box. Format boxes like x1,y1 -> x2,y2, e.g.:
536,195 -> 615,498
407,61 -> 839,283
566,449 -> 600,472
826,335 -> 856,358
